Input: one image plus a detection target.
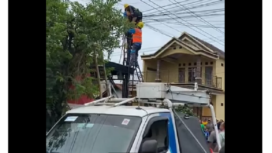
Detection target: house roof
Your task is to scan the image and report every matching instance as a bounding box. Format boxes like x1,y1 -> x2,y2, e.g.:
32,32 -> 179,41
141,32 -> 225,59
188,34 -> 225,59
141,37 -> 196,57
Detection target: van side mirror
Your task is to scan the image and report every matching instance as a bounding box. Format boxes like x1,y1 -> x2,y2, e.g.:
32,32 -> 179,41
139,138 -> 158,153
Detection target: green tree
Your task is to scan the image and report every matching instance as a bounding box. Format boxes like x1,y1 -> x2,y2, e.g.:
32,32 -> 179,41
159,104 -> 194,116
174,104 -> 194,116
46,0 -> 129,130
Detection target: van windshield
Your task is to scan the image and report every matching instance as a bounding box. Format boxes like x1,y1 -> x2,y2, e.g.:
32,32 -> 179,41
46,114 -> 141,153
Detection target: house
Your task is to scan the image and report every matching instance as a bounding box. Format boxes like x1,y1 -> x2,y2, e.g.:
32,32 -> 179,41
141,32 -> 225,120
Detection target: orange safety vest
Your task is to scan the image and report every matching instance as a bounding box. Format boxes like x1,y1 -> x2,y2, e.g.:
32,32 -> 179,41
132,28 -> 142,43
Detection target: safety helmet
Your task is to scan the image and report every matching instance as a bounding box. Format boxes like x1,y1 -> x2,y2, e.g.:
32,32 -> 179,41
137,22 -> 144,28
124,4 -> 129,8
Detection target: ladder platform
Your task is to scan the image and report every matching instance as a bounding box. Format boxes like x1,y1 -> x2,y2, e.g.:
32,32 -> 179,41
136,82 -> 210,105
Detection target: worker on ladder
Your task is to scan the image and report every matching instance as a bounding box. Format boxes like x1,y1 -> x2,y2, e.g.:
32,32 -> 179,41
127,22 -> 144,67
123,4 -> 143,25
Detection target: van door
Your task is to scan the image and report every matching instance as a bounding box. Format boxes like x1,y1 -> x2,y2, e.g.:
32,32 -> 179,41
159,112 -> 179,153
135,112 -> 179,153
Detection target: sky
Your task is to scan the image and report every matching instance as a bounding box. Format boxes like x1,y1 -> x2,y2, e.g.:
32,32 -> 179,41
73,0 -> 225,69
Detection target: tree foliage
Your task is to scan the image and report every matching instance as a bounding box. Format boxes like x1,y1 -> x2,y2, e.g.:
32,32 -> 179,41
174,105 -> 194,116
46,0 -> 130,130
159,104 -> 194,116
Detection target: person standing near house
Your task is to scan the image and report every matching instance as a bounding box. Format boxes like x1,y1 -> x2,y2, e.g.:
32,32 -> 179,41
207,128 -> 218,152
206,119 -> 213,134
216,119 -> 220,129
219,122 -> 225,147
202,118 -> 208,126
200,119 -> 205,132
217,119 -> 224,130
208,122 -> 225,152
203,127 -> 210,141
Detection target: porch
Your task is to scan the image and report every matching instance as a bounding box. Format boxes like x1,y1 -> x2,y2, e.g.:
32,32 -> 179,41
142,53 -> 223,91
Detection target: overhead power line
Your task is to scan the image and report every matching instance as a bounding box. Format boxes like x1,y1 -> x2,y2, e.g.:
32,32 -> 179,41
148,23 -> 224,29
143,0 -> 211,13
143,8 -> 224,18
145,23 -> 174,38
145,14 -> 224,22
170,0 -> 224,34
110,35 -> 224,58
140,0 -> 224,46
143,0 -> 224,16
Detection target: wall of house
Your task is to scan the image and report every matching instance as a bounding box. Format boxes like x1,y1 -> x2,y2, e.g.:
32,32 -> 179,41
202,107 -> 212,117
201,95 -> 216,117
142,59 -> 157,82
215,94 -> 225,120
160,60 -> 179,82
142,59 -> 179,82
215,58 -> 225,91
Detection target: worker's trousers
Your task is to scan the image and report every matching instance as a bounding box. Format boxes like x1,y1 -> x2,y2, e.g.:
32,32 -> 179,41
129,43 -> 141,67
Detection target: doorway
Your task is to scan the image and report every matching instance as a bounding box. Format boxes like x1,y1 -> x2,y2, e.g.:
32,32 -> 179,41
178,68 -> 185,83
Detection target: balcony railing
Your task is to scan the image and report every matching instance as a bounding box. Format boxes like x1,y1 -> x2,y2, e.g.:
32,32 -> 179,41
139,71 -> 223,90
204,76 -> 222,89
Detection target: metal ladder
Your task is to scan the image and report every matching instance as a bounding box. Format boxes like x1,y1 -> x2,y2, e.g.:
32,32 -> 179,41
120,35 -> 128,65
135,66 -> 144,82
119,34 -> 145,98
125,36 -> 144,97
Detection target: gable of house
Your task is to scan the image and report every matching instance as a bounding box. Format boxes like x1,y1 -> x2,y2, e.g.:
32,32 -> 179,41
141,32 -> 225,59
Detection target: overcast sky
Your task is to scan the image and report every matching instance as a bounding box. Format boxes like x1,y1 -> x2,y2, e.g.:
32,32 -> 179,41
74,0 -> 225,69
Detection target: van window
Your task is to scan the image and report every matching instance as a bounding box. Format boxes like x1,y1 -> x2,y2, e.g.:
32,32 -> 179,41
46,114 -> 141,153
141,119 -> 169,153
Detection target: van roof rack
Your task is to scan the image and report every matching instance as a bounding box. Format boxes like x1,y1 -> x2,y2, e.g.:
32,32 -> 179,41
81,82 -> 210,108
